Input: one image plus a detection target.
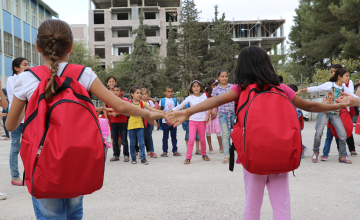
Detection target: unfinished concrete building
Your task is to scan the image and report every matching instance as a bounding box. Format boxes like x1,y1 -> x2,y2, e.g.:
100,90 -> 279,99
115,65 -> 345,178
89,0 -> 181,68
88,0 -> 285,68
204,19 -> 286,51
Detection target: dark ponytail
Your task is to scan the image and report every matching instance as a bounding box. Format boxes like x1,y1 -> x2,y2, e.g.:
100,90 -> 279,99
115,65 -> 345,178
36,19 -> 73,100
329,68 -> 348,82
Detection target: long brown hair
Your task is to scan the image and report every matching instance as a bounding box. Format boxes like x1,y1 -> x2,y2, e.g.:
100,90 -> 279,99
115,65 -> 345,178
36,19 -> 73,100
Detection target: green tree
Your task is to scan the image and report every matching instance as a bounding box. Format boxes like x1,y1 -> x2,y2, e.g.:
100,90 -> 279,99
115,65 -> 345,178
204,5 -> 239,81
123,9 -> 159,95
329,0 -> 360,55
68,41 -> 109,87
289,0 -> 360,69
162,19 -> 181,92
178,0 -> 209,85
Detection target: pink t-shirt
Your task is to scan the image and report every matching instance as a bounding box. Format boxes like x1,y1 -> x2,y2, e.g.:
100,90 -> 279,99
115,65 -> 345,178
231,84 -> 296,103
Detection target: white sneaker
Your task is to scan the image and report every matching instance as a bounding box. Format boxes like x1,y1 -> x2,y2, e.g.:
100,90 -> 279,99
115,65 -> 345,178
302,146 -> 308,158
0,192 -> 7,200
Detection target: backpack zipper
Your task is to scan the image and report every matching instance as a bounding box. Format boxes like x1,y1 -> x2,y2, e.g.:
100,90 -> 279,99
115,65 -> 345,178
243,91 -> 302,170
31,99 -> 104,195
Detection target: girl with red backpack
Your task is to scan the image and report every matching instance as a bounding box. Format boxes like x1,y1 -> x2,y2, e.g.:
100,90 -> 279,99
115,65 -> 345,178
167,46 -> 350,220
5,19 -> 164,219
296,68 -> 356,164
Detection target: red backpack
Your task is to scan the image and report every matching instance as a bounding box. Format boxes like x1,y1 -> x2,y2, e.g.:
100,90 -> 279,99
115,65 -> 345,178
229,84 -> 302,175
327,108 -> 353,138
20,64 -> 105,199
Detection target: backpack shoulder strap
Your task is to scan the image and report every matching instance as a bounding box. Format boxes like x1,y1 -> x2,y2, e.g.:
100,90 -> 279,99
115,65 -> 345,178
26,65 -> 51,81
140,101 -> 144,109
161,98 -> 165,110
60,64 -> 86,81
173,98 -> 177,106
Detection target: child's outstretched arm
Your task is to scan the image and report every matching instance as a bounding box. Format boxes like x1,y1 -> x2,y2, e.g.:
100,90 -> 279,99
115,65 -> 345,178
144,103 -> 163,113
292,96 -> 350,112
0,81 -> 8,109
90,79 -> 164,122
6,97 -> 25,131
167,89 -> 238,127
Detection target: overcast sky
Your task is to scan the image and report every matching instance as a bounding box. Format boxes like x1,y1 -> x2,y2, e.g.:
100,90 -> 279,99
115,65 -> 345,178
44,0 -> 299,42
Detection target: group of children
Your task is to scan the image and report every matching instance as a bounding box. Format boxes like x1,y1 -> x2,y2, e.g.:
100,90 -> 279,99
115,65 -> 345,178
3,18 -> 359,220
101,72 -> 235,165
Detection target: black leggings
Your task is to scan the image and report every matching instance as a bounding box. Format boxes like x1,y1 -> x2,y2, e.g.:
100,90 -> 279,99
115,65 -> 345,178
335,134 -> 356,152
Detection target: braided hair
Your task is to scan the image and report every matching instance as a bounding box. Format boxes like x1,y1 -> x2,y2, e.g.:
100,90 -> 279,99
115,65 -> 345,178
36,19 -> 73,100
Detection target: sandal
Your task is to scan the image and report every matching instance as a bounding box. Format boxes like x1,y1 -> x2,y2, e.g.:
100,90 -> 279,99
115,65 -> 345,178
312,152 -> 319,163
173,152 -> 182,156
4,137 -> 9,140
110,156 -> 119,162
219,148 -> 224,153
160,152 -> 168,157
350,151 -> 357,156
202,155 -> 210,161
195,150 -> 201,155
222,156 -> 230,164
339,157 -> 352,164
184,159 -> 191,164
209,151 -> 215,154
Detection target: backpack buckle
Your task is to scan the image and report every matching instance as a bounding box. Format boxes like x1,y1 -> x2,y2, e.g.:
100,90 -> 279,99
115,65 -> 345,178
233,116 -> 238,125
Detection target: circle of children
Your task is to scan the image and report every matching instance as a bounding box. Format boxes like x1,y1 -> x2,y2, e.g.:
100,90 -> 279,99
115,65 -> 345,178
1,19 -> 358,220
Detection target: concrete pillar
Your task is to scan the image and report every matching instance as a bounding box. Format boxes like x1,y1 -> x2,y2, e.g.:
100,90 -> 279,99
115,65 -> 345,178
111,0 -> 113,8
89,0 -> 91,10
258,41 -> 261,47
233,25 -> 236,38
127,0 -> 130,7
280,24 -> 284,37
0,1 -> 4,86
132,7 -> 139,20
142,0 -> 145,7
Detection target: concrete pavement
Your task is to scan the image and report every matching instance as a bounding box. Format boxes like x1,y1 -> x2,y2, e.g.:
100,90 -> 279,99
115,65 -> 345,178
1,121 -> 360,219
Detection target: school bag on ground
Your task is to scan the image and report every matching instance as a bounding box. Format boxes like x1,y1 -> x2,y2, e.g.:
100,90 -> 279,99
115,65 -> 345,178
327,108 -> 353,138
20,64 -> 105,199
159,97 -> 177,130
229,84 -> 302,175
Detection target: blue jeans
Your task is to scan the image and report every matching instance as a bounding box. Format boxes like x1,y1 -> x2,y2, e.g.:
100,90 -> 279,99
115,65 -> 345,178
218,113 -> 235,157
3,116 -> 9,138
32,196 -> 83,219
111,122 -> 129,157
129,128 -> 146,160
10,123 -> 23,179
185,121 -> 199,141
162,123 -> 177,153
313,113 -> 347,158
145,124 -> 155,153
323,127 -> 333,157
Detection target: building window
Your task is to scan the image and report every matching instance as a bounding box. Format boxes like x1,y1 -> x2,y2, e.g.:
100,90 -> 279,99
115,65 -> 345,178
12,0 -> 19,17
39,13 -> 43,25
14,37 -> 21,57
32,44 -> 38,65
95,48 -> 105,59
24,41 -> 31,62
4,32 -> 12,56
3,0 -> 10,11
23,1 -> 28,22
31,7 -> 36,26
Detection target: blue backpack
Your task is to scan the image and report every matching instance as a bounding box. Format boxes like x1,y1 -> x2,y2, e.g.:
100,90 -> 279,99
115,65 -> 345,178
158,98 -> 178,130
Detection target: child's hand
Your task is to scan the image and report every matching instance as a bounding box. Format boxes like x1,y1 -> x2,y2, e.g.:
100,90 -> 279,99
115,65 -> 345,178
167,111 -> 188,127
206,116 -> 211,125
337,92 -> 358,106
145,112 -> 164,125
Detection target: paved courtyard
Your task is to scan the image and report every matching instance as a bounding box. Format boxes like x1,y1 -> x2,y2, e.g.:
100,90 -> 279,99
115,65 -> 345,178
1,121 -> 360,219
